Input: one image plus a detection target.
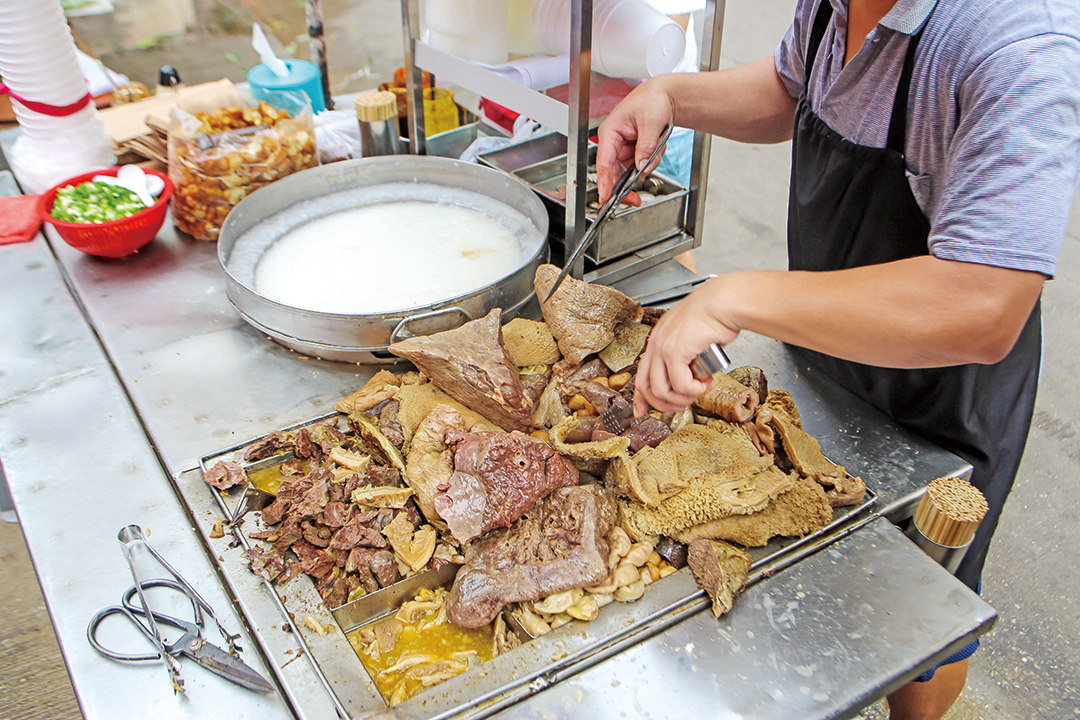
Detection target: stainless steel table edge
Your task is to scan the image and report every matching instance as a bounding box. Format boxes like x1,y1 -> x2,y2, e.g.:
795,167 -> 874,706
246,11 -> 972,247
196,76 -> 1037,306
484,518 -> 997,720
174,465 -> 352,719
0,236 -> 294,719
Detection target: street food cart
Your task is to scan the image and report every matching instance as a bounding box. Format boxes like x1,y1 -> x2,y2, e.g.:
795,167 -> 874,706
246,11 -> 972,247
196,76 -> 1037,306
0,153 -> 994,718
0,0 -> 997,713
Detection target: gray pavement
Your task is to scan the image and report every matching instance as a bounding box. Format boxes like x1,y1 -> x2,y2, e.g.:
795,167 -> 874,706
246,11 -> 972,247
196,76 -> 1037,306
1,1 -> 1077,719
700,4 -> 1080,719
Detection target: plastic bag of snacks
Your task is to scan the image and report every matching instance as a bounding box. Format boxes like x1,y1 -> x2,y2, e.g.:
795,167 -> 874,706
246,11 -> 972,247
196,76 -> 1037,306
168,90 -> 318,240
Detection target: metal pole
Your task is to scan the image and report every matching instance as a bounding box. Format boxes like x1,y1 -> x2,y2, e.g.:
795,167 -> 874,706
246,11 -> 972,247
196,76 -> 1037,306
565,0 -> 593,281
685,0 -> 724,241
401,0 -> 426,154
305,0 -> 334,110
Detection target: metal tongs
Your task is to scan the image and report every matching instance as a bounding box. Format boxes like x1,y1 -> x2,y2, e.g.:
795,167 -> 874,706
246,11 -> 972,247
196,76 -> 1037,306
118,525 -> 244,657
545,123 -> 675,302
690,343 -> 732,381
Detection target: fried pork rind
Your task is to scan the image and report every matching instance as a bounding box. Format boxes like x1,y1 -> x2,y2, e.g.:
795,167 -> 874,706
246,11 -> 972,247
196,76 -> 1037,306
686,539 -> 752,618
168,101 -> 317,241
693,371 -> 760,423
336,370 -> 402,414
534,264 -> 639,365
389,309 -> 534,433
501,318 -> 561,367
675,475 -> 831,547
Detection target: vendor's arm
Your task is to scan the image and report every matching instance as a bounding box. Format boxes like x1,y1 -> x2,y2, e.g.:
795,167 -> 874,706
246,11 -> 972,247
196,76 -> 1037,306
634,257 -> 1046,413
596,57 -> 796,201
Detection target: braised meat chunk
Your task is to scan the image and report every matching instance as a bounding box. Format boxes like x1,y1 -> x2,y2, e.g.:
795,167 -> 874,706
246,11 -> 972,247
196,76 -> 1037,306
534,264 -> 639,365
434,430 -> 579,543
389,308 -> 533,433
447,484 -> 617,628
687,539 -> 752,618
203,460 -> 246,490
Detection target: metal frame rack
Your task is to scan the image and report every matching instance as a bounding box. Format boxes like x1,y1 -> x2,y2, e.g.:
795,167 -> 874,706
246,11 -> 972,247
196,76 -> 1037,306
398,0 -> 727,285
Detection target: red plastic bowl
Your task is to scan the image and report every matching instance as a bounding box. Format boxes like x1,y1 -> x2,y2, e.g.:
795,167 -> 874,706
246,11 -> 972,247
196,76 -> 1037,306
38,166 -> 174,258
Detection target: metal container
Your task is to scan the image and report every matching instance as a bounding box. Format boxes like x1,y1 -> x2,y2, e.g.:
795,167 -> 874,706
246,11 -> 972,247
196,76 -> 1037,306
217,156 -> 549,363
519,147 -> 687,264
198,418 -> 879,719
906,520 -> 973,574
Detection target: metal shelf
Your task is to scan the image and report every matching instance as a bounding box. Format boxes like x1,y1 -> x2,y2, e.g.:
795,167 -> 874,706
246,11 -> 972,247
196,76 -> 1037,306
399,0 -> 726,282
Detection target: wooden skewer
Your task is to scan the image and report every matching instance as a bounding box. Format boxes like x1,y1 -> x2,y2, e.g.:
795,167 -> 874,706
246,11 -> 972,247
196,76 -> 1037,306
914,476 -> 988,547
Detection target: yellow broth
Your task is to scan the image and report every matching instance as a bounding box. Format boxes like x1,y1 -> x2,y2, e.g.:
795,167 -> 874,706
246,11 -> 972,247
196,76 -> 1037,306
347,591 -> 497,706
245,460 -> 312,495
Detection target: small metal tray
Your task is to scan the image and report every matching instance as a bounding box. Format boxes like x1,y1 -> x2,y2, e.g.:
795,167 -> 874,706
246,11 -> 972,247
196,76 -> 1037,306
480,136 -> 689,264
197,413 -> 876,719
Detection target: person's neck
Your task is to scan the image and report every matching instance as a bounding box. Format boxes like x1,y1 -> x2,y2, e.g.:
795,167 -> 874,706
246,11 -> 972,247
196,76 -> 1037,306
845,0 -> 900,65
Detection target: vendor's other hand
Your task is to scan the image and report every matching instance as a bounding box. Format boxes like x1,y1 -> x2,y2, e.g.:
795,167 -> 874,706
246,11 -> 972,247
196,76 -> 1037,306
634,278 -> 741,415
596,79 -> 676,203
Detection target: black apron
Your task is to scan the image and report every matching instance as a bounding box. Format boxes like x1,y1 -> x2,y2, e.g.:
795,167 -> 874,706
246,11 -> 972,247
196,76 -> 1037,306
787,0 -> 1042,591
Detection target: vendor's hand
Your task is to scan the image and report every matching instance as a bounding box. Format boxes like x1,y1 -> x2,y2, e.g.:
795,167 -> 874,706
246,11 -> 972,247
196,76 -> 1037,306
635,277 -> 742,415
596,78 -> 677,203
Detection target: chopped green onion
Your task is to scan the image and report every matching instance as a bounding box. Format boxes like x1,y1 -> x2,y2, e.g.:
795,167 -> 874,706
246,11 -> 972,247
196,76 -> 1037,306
50,180 -> 148,224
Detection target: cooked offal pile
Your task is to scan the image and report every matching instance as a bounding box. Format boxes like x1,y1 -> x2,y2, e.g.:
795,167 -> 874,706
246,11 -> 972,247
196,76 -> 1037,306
206,264 -> 865,702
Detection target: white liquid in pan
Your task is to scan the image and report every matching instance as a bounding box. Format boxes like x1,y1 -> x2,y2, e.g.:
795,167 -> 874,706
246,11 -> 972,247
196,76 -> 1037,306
253,201 -> 524,313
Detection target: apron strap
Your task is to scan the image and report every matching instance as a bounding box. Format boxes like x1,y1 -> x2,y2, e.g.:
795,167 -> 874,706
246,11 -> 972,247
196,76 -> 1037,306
804,0 -> 834,93
885,24 -> 926,154
801,0 -> 925,156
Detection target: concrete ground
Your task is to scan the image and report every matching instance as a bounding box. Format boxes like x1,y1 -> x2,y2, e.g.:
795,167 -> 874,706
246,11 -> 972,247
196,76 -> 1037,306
2,0 -> 1078,719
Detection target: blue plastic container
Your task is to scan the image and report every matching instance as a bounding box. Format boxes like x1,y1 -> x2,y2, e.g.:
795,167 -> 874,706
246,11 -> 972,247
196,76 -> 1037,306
247,59 -> 325,113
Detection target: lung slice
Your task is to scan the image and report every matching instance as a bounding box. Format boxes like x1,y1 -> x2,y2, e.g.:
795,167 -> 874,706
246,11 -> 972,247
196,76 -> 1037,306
389,308 -> 533,433
447,484 -> 617,628
434,429 -> 579,543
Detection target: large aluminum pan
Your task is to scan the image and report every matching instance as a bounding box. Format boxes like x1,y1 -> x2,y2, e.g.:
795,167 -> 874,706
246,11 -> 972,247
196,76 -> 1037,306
218,156 -> 549,363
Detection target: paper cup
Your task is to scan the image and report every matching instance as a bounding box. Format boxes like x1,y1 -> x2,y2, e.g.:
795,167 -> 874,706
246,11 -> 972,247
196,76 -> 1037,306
425,0 -> 509,64
594,0 -> 685,78
532,0 -> 573,56
532,0 -> 684,78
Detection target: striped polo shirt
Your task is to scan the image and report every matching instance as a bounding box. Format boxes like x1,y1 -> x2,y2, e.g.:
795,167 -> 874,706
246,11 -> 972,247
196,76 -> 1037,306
774,0 -> 1080,277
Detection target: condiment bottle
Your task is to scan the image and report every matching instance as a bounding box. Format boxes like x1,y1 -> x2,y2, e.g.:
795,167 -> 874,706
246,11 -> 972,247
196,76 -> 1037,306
155,65 -> 183,96
355,90 -> 402,157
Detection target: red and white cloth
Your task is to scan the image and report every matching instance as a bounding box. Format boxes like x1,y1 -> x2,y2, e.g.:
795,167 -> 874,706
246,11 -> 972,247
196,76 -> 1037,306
0,194 -> 42,245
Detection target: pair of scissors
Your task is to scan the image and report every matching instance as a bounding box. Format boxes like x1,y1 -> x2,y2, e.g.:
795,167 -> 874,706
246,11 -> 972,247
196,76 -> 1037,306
87,578 -> 275,694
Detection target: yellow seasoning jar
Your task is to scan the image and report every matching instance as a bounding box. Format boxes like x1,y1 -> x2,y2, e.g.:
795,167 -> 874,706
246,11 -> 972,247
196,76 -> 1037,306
423,88 -> 459,136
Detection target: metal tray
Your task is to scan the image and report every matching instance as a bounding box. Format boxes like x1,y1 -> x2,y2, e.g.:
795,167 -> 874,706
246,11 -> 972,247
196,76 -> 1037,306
480,138 -> 689,264
198,413 -> 876,719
